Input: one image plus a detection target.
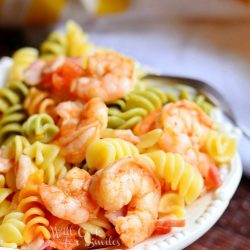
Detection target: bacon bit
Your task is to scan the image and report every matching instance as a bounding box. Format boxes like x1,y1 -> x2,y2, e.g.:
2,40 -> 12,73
205,164 -> 222,190
154,218 -> 185,235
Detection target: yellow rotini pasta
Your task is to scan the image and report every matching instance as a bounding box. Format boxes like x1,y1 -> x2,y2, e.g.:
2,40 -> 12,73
23,142 -> 67,185
66,20 -> 94,58
24,87 -> 56,117
136,129 -> 163,153
0,211 -> 25,248
158,192 -> 186,219
80,216 -> 112,246
0,174 -> 13,218
9,47 -> 39,81
205,131 -> 237,164
17,170 -> 51,244
86,138 -> 139,170
145,151 -> 204,204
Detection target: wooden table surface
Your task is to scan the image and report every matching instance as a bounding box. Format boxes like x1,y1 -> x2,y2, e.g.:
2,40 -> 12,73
0,29 -> 249,250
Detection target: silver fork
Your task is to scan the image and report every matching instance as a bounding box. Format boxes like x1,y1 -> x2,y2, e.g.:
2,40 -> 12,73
143,74 -> 250,139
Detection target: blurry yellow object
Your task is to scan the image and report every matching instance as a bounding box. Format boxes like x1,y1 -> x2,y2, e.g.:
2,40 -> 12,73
205,131 -> 237,164
159,192 -> 186,219
25,0 -> 67,26
96,0 -> 130,15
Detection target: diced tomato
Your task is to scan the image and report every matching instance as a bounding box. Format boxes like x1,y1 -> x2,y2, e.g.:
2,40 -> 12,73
205,164 -> 222,190
154,218 -> 185,235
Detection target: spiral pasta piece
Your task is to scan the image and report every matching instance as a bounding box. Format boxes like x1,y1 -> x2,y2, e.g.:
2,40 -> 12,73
9,48 -> 39,81
22,114 -> 59,143
24,87 -> 56,117
0,81 -> 29,113
80,216 -> 112,246
66,20 -> 93,58
205,131 -> 237,164
125,87 -> 167,112
0,104 -> 27,144
0,211 -> 25,248
17,170 -> 50,244
136,129 -> 163,153
145,151 -> 204,204
86,138 -> 139,170
158,192 -> 186,219
0,174 -> 13,218
40,31 -> 67,60
24,142 -> 67,185
108,87 -> 167,129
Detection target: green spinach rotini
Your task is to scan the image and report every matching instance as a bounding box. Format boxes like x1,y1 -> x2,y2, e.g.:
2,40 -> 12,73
108,87 -> 167,129
0,104 -> 27,144
22,114 -> 59,143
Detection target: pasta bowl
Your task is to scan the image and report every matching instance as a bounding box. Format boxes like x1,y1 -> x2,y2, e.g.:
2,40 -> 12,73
0,57 -> 243,250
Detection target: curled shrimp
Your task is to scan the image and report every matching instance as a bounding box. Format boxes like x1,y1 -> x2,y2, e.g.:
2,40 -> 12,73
56,97 -> 108,163
89,157 -> 161,248
155,100 -> 220,189
39,167 -> 99,224
71,52 -> 136,102
16,154 -> 35,190
0,149 -> 14,174
101,128 -> 139,144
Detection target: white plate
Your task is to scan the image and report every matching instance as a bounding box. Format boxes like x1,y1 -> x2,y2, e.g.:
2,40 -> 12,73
0,58 -> 243,250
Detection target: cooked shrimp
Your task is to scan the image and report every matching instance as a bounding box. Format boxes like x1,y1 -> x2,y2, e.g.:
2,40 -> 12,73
0,149 -> 14,173
158,128 -> 221,190
133,109 -> 161,136
161,100 -> 212,147
71,52 -> 136,102
56,98 -> 108,163
16,154 -> 35,190
89,157 -> 161,248
23,60 -> 46,86
39,167 -> 99,224
101,128 -> 139,144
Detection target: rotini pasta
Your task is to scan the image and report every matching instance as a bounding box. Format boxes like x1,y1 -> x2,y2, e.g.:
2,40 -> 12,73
22,114 -> 59,143
145,151 -> 204,204
40,31 -> 67,60
158,192 -> 186,219
108,87 -> 167,129
17,170 -> 51,244
9,48 -> 38,81
86,138 -> 139,170
0,174 -> 13,218
24,87 -> 56,118
0,104 -> 27,144
80,216 -> 112,246
136,129 -> 163,153
0,211 -> 25,248
23,142 -> 67,185
66,20 -> 94,58
205,131 -> 237,164
0,81 -> 29,113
